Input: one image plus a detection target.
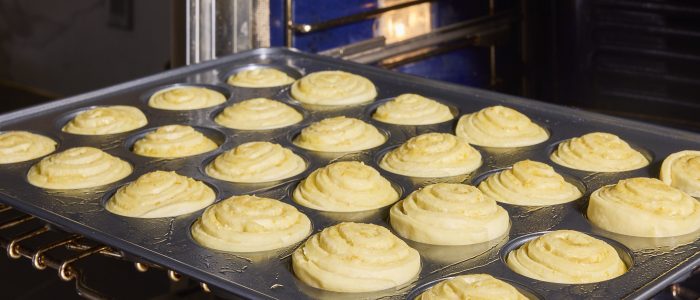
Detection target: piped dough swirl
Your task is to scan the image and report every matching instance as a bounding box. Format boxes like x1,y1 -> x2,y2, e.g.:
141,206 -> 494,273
293,116 -> 385,152
191,195 -> 311,252
148,86 -> 226,110
27,147 -> 132,189
0,131 -> 56,164
455,106 -> 548,147
293,161 -> 398,212
133,125 -> 217,158
291,70 -> 377,105
106,171 -> 215,218
373,94 -> 453,125
214,98 -> 302,130
390,183 -> 509,245
227,68 -> 295,88
62,105 -> 147,135
478,160 -> 582,206
506,230 -> 627,284
416,274 -> 528,300
660,150 -> 700,197
550,132 -> 648,172
292,222 -> 420,292
588,177 -> 700,237
206,141 -> 305,183
380,132 -> 482,177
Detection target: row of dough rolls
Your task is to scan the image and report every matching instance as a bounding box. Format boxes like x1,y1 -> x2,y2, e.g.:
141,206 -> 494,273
293,116 -> 385,152
380,132 -> 482,177
506,230 -> 627,284
416,274 -> 528,300
293,161 -> 398,212
191,195 -> 311,252
133,125 -> 217,158
0,131 -> 56,164
106,171 -> 215,218
588,177 -> 700,237
390,183 -> 509,245
292,222 -> 420,292
27,147 -> 132,189
206,141 -> 305,183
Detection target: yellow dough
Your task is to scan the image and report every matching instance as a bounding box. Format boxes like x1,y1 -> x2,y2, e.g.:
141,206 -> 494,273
293,116 -> 385,152
206,141 -> 305,183
416,274 -> 528,300
148,86 -> 226,110
133,125 -> 217,158
380,132 -> 482,177
62,105 -> 147,135
293,161 -> 398,212
455,106 -> 548,147
588,177 -> 700,237
478,160 -> 582,206
291,70 -> 377,105
214,98 -> 303,130
373,94 -> 453,125
550,132 -> 648,172
0,131 -> 56,164
27,147 -> 132,189
192,195 -> 311,252
106,171 -> 215,218
660,150 -> 700,197
390,183 -> 509,245
292,222 -> 420,292
227,68 -> 295,88
506,230 -> 626,284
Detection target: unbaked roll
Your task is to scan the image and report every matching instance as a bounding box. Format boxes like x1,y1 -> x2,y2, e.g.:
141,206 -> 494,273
373,94 -> 453,125
291,70 -> 377,105
27,147 -> 132,189
293,161 -> 398,212
192,195 -> 311,252
227,68 -> 295,88
205,141 -> 305,183
293,116 -> 385,152
416,274 -> 528,300
588,177 -> 700,237
478,160 -> 582,206
62,105 -> 147,135
106,171 -> 215,218
380,132 -> 482,177
214,98 -> 302,130
455,106 -> 548,147
660,150 -> 700,197
292,222 -> 420,292
506,230 -> 626,284
133,125 -> 217,158
0,131 -> 56,164
390,183 -> 509,245
148,86 -> 226,110
550,132 -> 648,172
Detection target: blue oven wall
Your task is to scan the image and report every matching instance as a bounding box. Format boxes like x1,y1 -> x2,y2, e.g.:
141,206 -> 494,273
270,0 -> 495,88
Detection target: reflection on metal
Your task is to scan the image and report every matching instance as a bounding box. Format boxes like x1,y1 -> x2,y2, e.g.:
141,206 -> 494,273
375,0 -> 431,44
322,11 -> 514,67
168,270 -> 182,282
284,0 -> 433,47
186,0 -> 270,65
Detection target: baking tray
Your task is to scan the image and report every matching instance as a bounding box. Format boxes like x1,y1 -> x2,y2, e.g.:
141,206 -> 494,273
0,48 -> 699,300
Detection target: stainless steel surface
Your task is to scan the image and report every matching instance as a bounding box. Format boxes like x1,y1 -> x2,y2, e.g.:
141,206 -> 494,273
0,48 -> 699,299
186,0 -> 268,64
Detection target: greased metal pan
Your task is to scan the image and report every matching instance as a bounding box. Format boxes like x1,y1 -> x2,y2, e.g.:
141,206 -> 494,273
0,48 -> 699,300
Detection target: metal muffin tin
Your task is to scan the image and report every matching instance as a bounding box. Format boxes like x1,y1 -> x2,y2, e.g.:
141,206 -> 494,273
0,48 -> 699,299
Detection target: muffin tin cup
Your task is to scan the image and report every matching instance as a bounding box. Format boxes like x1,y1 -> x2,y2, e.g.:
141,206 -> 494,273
0,48 -> 699,299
